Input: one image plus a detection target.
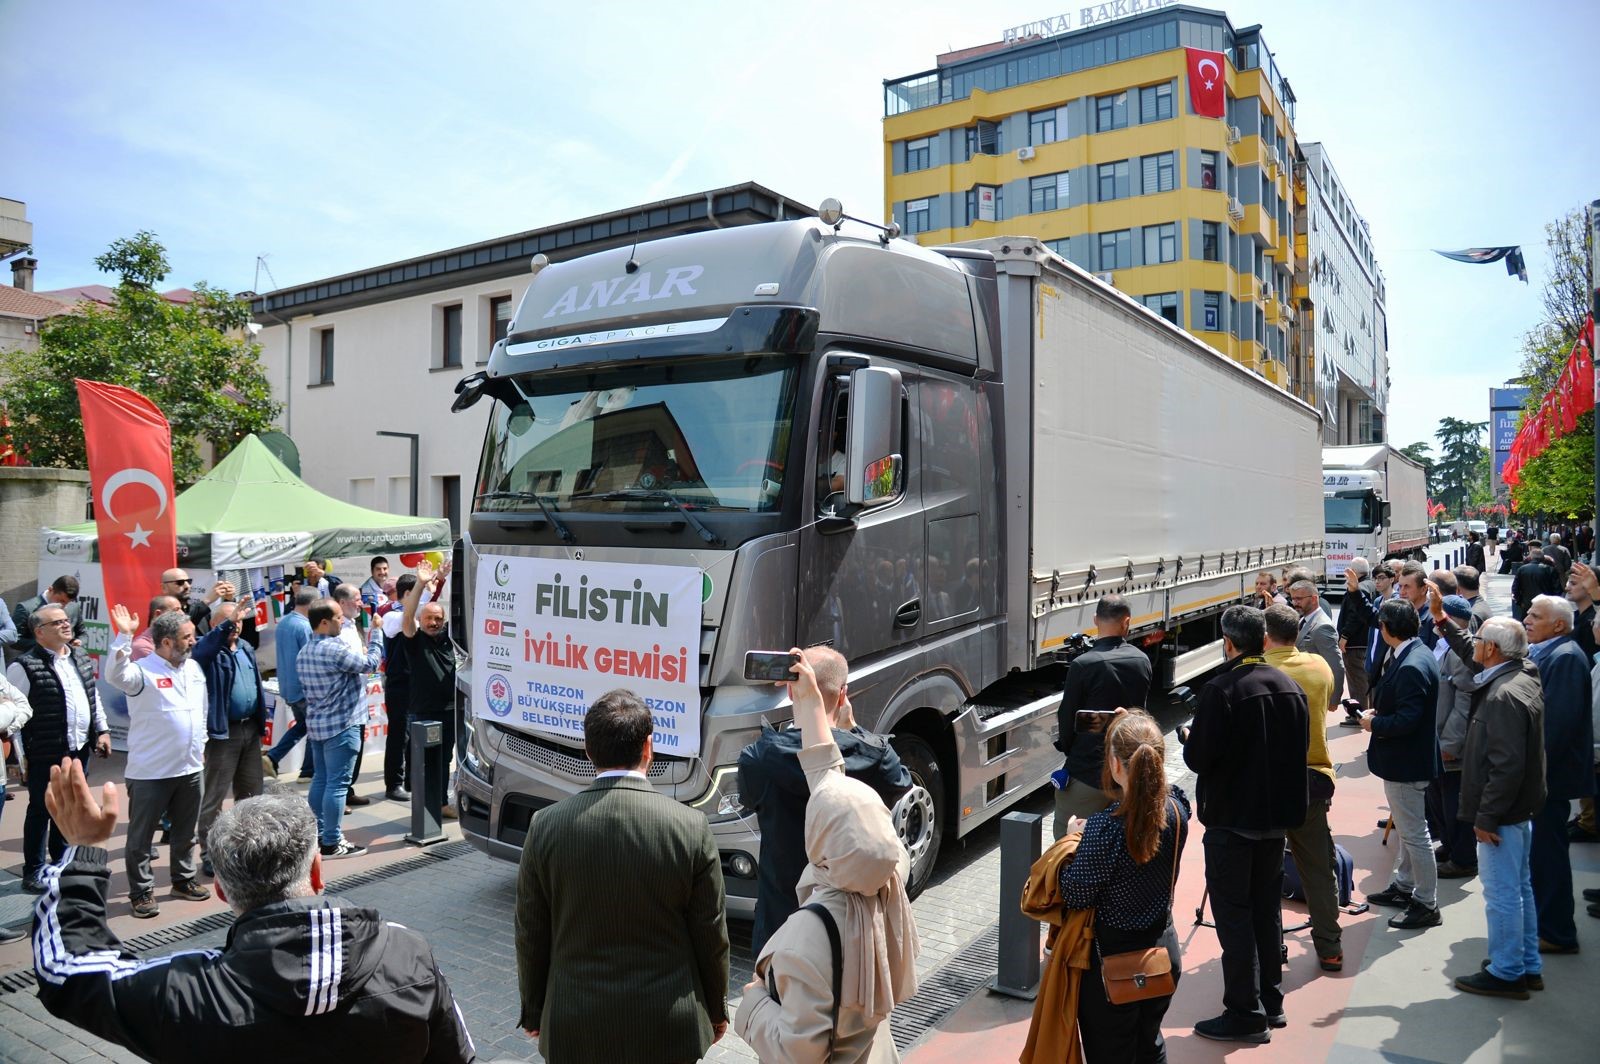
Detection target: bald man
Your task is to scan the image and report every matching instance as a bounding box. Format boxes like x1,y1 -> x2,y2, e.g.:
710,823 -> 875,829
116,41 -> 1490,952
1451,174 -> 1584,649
735,646 -> 913,955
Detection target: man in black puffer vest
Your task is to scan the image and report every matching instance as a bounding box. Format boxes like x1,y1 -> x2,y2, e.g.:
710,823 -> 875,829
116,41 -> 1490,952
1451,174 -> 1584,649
1184,605 -> 1309,1045
4,604 -> 108,890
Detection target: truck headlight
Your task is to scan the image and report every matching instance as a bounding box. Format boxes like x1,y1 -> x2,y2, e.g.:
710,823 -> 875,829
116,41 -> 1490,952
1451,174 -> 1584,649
460,713 -> 489,783
691,765 -> 745,821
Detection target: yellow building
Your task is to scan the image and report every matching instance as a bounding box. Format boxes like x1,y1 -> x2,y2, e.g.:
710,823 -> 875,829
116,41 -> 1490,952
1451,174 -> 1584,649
883,6 -> 1311,400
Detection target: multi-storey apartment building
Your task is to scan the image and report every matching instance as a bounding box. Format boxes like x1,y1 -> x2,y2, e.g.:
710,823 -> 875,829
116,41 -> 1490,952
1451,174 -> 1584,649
1298,142 -> 1389,442
883,4 -> 1309,398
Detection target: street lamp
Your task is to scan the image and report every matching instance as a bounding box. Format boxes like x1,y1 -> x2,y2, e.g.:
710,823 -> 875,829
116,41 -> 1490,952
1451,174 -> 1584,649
376,430 -> 419,516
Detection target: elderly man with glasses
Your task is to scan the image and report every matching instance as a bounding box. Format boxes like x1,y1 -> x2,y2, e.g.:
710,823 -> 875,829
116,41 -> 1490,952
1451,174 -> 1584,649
5,605 -> 109,892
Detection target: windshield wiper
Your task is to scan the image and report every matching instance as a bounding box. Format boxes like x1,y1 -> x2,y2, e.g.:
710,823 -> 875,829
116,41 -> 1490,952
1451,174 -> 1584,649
586,489 -> 726,547
475,491 -> 575,543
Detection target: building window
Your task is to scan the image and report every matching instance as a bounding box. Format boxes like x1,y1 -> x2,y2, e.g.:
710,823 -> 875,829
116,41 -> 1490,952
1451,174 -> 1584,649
1098,230 -> 1132,270
487,294 -> 512,362
312,327 -> 334,385
1138,81 -> 1174,123
1097,160 -> 1130,201
1029,107 -> 1066,145
904,198 -> 932,234
966,120 -> 1002,157
1203,291 -> 1223,331
1200,151 -> 1218,190
966,185 -> 1002,224
1142,223 -> 1178,265
440,303 -> 463,369
1141,152 -> 1176,194
1201,221 -> 1221,262
905,137 -> 931,172
1141,292 -> 1180,325
1095,91 -> 1129,132
1029,172 -> 1070,214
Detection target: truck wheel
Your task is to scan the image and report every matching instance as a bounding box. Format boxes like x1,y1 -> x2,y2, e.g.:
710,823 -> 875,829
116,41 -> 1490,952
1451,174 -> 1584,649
889,733 -> 944,898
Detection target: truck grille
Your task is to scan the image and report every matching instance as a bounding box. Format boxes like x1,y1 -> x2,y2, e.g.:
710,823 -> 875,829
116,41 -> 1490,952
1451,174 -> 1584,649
496,726 -> 693,784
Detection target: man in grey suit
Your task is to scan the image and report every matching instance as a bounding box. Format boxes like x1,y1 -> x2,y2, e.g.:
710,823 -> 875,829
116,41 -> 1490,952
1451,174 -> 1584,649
1290,580 -> 1344,710
515,690 -> 729,1063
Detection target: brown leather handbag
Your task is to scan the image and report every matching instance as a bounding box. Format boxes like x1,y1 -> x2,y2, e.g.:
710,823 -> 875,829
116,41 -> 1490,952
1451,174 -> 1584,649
1097,799 -> 1180,1005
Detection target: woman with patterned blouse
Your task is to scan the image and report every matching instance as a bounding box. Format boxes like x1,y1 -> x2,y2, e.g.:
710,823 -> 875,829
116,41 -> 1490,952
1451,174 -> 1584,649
1060,710 -> 1192,1063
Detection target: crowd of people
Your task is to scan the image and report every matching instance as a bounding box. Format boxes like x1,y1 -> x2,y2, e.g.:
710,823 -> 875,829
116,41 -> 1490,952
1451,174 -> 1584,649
3,542 -> 1598,1063
1022,551 -> 1596,1060
0,555 -> 461,932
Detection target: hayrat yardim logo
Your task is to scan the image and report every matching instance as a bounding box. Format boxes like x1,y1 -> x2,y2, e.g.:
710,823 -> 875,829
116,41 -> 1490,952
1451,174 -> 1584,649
484,674 -> 513,717
495,560 -> 512,587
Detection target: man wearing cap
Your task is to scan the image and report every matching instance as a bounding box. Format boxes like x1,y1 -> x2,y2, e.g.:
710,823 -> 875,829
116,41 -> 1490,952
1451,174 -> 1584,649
1428,592 -> 1486,879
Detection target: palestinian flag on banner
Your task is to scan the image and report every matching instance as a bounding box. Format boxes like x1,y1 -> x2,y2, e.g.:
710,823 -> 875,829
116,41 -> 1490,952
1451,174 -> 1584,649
270,590 -> 287,620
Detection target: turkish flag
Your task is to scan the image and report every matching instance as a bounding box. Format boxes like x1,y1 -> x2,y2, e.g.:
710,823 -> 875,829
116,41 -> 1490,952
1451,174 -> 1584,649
1186,48 -> 1227,118
76,380 -> 178,621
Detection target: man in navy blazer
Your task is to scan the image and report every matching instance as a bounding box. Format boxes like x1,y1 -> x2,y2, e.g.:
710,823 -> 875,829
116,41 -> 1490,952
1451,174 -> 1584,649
1523,594 -> 1595,953
1362,599 -> 1443,930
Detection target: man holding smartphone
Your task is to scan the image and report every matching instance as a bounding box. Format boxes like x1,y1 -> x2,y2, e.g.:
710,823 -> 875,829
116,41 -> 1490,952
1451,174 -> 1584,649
737,646 -> 912,955
1054,594 -> 1152,839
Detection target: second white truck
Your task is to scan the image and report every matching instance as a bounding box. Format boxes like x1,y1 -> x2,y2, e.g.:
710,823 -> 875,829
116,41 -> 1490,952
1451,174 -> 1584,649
1322,443 -> 1430,586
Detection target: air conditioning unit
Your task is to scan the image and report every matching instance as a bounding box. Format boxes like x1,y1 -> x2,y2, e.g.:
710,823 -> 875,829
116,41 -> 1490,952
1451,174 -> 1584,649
1270,146 -> 1284,171
1016,145 -> 1036,161
1226,125 -> 1242,145
1096,271 -> 1115,287
1227,196 -> 1245,220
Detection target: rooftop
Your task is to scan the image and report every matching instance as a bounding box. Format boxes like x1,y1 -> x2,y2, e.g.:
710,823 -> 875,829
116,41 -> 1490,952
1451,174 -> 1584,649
885,4 -> 1294,121
250,181 -> 813,321
0,284 -> 74,321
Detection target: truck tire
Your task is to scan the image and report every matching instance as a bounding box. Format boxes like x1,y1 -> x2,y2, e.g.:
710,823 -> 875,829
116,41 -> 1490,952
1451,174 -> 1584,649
889,733 -> 944,898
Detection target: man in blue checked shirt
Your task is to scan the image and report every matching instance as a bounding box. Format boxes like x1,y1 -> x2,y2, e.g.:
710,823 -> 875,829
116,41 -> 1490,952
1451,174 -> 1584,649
297,598 -> 384,858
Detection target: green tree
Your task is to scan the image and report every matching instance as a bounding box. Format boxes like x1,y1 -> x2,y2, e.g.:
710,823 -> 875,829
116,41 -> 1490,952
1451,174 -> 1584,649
0,232 -> 279,486
1398,441 -> 1437,498
1512,207 -> 1593,516
1433,416 -> 1489,516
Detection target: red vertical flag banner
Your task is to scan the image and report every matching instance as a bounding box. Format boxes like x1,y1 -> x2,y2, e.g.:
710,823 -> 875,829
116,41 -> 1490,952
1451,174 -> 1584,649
1186,48 -> 1228,118
76,380 -> 179,618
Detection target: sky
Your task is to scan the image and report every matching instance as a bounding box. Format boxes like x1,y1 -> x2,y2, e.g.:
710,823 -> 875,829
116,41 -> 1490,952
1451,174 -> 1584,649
3,0 -> 1597,451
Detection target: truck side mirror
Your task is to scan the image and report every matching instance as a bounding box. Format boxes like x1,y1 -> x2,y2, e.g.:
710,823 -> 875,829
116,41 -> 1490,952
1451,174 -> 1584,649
1382,500 -> 1392,528
845,366 -> 904,509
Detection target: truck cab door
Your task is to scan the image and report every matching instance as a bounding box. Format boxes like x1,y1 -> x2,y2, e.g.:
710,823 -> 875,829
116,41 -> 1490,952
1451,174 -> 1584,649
797,360 -> 925,664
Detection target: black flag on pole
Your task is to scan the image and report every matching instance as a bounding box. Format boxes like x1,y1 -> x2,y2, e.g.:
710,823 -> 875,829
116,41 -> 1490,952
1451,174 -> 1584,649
1434,246 -> 1528,282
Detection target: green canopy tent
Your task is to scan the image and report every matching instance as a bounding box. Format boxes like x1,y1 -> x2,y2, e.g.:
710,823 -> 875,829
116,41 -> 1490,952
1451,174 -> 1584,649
38,433 -> 452,569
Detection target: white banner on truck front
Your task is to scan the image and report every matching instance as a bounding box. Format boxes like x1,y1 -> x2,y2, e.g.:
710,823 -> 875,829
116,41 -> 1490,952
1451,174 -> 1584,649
472,554 -> 702,754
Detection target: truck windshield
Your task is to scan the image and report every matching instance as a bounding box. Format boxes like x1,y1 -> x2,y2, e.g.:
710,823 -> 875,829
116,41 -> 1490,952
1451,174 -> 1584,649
476,356 -> 798,514
1324,492 -> 1375,533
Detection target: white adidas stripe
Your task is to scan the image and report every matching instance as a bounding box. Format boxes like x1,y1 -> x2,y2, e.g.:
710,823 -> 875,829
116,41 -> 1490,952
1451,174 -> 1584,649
305,908 -> 323,1016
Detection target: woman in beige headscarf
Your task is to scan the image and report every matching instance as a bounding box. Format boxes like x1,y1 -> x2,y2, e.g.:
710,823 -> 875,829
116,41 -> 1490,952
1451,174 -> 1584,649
735,650 -> 920,1063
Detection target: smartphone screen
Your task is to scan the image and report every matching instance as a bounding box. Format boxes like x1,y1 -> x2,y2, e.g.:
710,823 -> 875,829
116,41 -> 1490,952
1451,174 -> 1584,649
1075,710 -> 1115,734
744,650 -> 798,683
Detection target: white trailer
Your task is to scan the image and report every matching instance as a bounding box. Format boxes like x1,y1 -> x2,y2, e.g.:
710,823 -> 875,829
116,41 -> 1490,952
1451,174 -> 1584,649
1322,444 -> 1430,583
970,238 -> 1325,686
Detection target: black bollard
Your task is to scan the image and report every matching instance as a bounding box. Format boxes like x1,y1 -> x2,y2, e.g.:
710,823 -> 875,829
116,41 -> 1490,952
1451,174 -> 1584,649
991,811 -> 1043,999
405,719 -> 447,847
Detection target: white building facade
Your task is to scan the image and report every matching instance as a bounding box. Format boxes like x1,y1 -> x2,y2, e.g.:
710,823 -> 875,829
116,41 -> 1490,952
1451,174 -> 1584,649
251,184 -> 811,537
1302,143 -> 1388,444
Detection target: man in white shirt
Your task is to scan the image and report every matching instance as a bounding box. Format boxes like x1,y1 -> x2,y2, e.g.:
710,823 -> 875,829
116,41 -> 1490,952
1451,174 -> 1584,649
105,603 -> 213,918
6,604 -> 109,891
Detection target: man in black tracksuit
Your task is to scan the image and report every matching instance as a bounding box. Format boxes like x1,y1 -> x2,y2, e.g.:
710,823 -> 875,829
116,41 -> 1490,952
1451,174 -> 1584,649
32,759 -> 475,1063
1183,605 -> 1309,1044
737,645 -> 912,956
1054,594 -> 1153,838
